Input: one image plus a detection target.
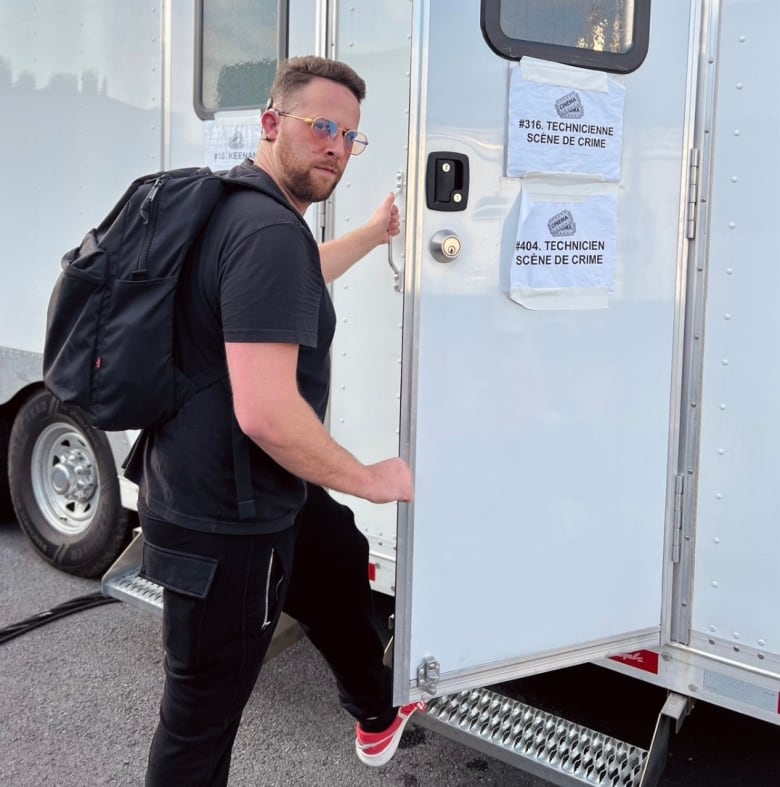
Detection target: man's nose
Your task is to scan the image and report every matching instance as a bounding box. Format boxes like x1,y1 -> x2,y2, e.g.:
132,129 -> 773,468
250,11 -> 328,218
324,132 -> 349,157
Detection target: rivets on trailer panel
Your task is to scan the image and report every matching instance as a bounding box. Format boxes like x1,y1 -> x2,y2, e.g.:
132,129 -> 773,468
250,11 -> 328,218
734,129 -> 741,136
711,580 -> 719,588
720,403 -> 727,411
721,358 -> 729,366
758,639 -> 766,647
713,537 -> 721,544
738,35 -> 746,43
731,176 -> 738,183
736,82 -> 743,90
715,493 -> 722,500
724,313 -> 731,320
726,267 -> 734,274
732,632 -> 741,640
729,221 -> 736,228
717,448 -> 725,455
709,625 -> 717,632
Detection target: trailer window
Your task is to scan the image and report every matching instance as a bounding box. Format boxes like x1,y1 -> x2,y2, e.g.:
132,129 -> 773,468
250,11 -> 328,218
195,0 -> 284,118
481,0 -> 650,74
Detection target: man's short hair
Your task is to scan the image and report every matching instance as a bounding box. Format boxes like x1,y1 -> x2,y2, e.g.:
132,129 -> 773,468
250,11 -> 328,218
269,55 -> 366,109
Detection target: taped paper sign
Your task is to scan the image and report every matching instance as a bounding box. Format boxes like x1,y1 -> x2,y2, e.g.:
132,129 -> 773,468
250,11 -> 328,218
510,188 -> 617,310
203,119 -> 261,170
507,59 -> 625,181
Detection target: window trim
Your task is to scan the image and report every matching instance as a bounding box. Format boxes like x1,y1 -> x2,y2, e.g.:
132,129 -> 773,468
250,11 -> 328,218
480,0 -> 652,74
193,0 -> 288,120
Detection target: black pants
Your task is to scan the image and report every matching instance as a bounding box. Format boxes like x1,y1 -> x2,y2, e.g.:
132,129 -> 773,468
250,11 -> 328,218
140,485 -> 392,787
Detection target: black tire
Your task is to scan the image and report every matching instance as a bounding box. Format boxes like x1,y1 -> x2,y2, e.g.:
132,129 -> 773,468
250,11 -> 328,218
0,415 -> 14,520
8,389 -> 130,578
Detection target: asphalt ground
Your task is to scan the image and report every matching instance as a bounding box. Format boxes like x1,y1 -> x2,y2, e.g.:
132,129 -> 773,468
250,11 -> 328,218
1,515 -> 778,786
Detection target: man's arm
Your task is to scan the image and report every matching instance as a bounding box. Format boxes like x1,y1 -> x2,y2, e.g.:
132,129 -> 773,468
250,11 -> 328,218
226,341 -> 413,503
318,193 -> 400,283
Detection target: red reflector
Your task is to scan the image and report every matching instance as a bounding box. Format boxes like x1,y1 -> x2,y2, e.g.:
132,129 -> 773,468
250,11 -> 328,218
367,562 -> 377,582
609,649 -> 660,674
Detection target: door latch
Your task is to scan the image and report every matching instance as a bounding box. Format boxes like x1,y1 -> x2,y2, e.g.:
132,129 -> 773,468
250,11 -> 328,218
417,656 -> 441,695
426,152 -> 469,211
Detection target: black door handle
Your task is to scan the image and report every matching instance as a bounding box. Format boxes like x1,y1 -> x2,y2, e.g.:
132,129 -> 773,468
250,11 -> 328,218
426,152 -> 469,211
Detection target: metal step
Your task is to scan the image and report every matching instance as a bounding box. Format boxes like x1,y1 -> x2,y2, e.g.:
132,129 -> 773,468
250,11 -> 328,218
418,686 -> 648,787
101,529 -> 162,614
105,569 -> 164,614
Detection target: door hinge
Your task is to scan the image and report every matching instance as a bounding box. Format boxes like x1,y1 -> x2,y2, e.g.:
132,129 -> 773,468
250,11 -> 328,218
685,148 -> 700,240
672,474 -> 685,563
417,657 -> 440,695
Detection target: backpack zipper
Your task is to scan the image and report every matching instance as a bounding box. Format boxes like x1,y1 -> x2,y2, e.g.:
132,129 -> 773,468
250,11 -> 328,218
135,176 -> 167,278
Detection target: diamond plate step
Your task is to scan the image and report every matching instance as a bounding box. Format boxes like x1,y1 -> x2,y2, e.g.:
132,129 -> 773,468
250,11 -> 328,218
418,687 -> 648,787
105,569 -> 164,614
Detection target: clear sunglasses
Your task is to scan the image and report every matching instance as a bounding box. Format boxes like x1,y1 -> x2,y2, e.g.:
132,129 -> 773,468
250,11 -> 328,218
275,111 -> 368,156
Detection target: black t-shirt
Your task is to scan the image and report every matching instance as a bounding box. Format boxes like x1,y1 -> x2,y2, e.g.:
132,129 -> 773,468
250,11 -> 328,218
134,161 -> 336,534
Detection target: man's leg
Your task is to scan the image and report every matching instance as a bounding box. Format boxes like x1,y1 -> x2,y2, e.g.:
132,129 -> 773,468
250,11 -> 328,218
283,485 -> 395,727
140,513 -> 296,787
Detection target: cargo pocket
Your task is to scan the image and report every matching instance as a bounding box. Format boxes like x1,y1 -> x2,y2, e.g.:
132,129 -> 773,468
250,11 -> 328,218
141,541 -> 218,665
141,541 -> 217,599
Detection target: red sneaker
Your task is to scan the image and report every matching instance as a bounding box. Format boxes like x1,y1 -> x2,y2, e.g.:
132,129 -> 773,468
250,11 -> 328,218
355,701 -> 427,767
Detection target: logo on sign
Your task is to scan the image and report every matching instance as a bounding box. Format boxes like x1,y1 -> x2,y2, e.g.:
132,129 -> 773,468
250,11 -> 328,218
548,209 -> 577,237
556,91 -> 584,119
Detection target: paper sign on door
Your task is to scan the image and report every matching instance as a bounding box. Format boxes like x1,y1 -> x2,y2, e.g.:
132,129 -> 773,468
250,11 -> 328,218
510,189 -> 618,310
507,60 -> 625,181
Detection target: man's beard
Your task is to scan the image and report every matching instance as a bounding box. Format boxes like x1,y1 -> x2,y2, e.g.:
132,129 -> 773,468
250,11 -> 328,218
278,143 -> 343,204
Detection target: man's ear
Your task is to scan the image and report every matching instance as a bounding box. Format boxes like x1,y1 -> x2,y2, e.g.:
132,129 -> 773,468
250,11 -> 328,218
260,109 -> 280,142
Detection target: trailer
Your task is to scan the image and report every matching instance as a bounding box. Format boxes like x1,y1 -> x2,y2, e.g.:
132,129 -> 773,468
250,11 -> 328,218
1,1 -> 779,784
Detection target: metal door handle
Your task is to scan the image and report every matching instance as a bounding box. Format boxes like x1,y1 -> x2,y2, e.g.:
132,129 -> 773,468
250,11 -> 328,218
387,171 -> 404,292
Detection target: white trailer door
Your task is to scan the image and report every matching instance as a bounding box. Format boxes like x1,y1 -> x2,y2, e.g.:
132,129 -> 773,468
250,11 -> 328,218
394,0 -> 697,703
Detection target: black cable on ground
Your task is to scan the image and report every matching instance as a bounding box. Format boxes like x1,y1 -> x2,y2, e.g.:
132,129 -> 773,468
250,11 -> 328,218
0,592 -> 120,645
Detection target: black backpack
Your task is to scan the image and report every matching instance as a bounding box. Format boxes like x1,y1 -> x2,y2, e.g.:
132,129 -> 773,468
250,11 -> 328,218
43,166 -> 284,431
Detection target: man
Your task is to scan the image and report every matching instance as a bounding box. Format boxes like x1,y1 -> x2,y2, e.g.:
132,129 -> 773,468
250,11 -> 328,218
133,56 -> 424,786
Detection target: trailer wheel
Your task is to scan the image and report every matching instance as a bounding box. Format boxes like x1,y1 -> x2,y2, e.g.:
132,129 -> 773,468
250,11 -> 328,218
8,389 -> 130,578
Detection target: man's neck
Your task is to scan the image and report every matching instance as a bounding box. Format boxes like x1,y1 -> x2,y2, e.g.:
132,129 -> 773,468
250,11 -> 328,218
250,152 -> 310,216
